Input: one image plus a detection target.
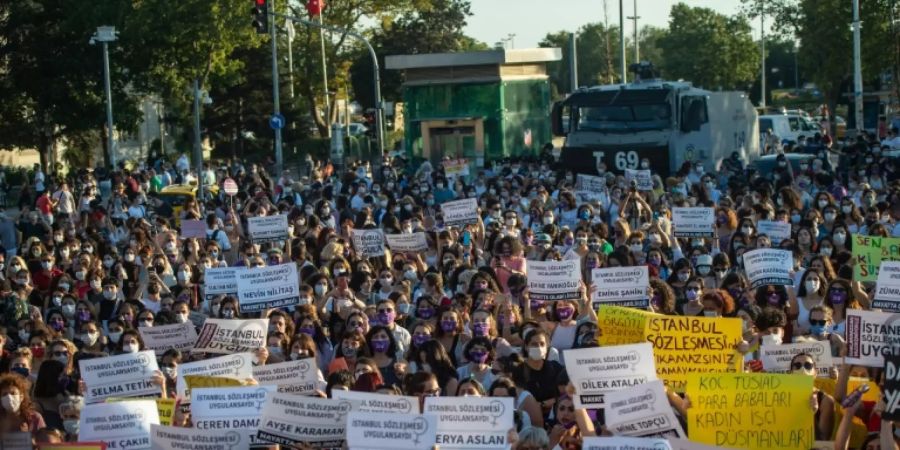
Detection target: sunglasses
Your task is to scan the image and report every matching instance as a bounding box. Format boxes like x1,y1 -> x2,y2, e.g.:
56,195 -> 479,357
809,319 -> 827,326
792,361 -> 814,371
51,351 -> 68,357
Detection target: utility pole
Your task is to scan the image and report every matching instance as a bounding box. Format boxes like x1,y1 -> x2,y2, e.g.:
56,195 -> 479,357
569,33 -> 578,92
627,0 -> 639,63
192,78 -> 204,200
619,0 -> 626,83
285,19 -> 295,99
91,26 -> 118,169
270,0 -> 283,176
319,13 -> 331,137
760,1 -> 766,108
852,0 -> 864,133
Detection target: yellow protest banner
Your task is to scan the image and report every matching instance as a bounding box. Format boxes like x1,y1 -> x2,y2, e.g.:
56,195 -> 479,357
645,315 -> 743,392
105,397 -> 176,426
596,305 -> 658,346
183,375 -> 246,400
814,377 -> 880,403
851,234 -> 900,281
687,373 -> 814,450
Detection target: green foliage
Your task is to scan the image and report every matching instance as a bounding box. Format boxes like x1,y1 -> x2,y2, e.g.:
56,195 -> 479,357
540,22 -> 623,94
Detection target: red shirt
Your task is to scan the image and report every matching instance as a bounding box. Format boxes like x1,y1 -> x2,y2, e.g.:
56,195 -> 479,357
32,268 -> 63,293
36,194 -> 52,215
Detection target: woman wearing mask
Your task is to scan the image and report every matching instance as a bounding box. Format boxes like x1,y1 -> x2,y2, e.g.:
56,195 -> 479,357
411,340 -> 459,396
374,269 -> 395,303
0,374 -> 45,432
822,279 -> 862,337
790,270 -> 826,335
296,314 -> 334,369
171,263 -> 198,308
114,330 -> 144,355
307,274 -> 331,312
789,352 -> 834,440
286,334 -> 327,392
456,337 -> 496,390
159,349 -> 182,398
330,330 -> 370,375
264,331 -> 289,364
667,258 -> 694,302
76,321 -> 105,353
547,395 -> 579,449
830,224 -> 851,254
492,237 -> 526,294
650,278 -> 679,316
436,309 -> 469,367
365,326 -> 403,388
515,329 -> 562,417
699,289 -> 736,318
798,305 -> 846,358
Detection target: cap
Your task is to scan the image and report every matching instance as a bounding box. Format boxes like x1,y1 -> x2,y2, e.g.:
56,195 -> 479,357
535,233 -> 552,244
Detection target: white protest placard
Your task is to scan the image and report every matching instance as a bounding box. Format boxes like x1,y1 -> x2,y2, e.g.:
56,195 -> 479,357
625,169 -> 653,191
760,341 -> 834,377
385,232 -> 429,252
150,424 -> 251,450
79,351 -> 161,404
583,437 -> 672,450
194,318 -> 268,354
576,174 -> 607,201
742,248 -> 794,288
525,259 -> 582,301
181,219 -> 207,239
176,353 -> 254,399
605,380 -> 685,439
874,261 -> 900,312
192,385 -> 275,445
351,228 -> 387,258
757,220 -> 792,245
668,438 -> 724,450
672,207 -> 715,238
252,358 -> 320,395
845,309 -> 900,367
424,396 -> 513,450
204,266 -> 241,301
139,322 -> 198,356
346,411 -> 437,450
79,400 -> 160,450
563,343 -> 657,409
0,432 -> 30,450
591,266 -> 649,309
440,198 -> 479,227
247,214 -> 289,243
332,389 -> 420,414
256,393 -> 351,448
236,264 -> 299,313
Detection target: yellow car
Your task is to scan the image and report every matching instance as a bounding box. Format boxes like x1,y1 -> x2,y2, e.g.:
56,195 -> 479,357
158,183 -> 220,226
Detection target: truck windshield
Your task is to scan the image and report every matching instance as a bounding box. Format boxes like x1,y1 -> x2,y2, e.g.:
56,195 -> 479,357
575,103 -> 671,132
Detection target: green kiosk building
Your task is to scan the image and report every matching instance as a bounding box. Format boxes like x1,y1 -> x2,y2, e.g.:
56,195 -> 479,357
386,48 -> 561,171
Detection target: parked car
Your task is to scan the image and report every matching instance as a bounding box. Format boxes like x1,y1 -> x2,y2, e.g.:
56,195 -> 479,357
759,113 -> 820,145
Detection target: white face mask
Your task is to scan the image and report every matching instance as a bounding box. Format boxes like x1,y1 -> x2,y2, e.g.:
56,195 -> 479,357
175,313 -> 188,324
122,343 -> 139,353
527,346 -> 546,361
760,334 -> 782,346
804,280 -> 820,293
81,332 -> 99,346
1,394 -> 21,413
108,331 -> 123,343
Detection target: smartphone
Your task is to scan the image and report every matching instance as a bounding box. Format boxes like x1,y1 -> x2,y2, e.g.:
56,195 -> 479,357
461,231 -> 471,246
841,383 -> 870,408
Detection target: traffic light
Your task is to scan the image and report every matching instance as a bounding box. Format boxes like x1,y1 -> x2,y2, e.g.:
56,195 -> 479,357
251,0 -> 268,34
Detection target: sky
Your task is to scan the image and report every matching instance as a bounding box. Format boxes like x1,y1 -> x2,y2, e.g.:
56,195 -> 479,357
464,0 -> 773,49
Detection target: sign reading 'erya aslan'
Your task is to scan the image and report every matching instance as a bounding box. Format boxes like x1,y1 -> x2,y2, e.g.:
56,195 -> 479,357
526,259 -> 582,301
79,351 -> 161,404
194,318 -> 269,354
424,396 -> 513,450
236,263 -> 299,313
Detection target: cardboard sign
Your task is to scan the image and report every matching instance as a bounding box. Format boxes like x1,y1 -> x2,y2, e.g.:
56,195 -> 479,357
563,343 -> 657,409
150,424 -> 250,450
351,228 -> 386,258
591,266 -> 649,309
582,437 -> 671,450
575,174 -> 607,201
686,373 -> 814,450
645,315 -> 743,392
139,322 -> 198,356
0,432 -> 33,450
883,354 -> 900,421
79,351 -> 161,404
672,207 -> 715,238
236,264 -> 299,313
247,214 -> 289,244
597,305 -> 659,346
385,232 -> 428,252
256,394 -> 351,448
252,358 -> 320,395
759,341 -> 834,377
106,398 -> 176,427
194,318 -> 269,354
845,309 -> 900,367
757,220 -> 792,245
191,385 -> 275,445
440,198 -> 479,227
742,249 -> 793,288
176,353 -> 254,399
525,259 -> 582,301
424,397 -> 513,450
180,220 -> 207,239
203,267 -> 241,301
332,390 -> 421,414
78,400 -> 160,450
873,261 -> 900,312
605,380 -> 685,439
852,234 -> 900,281
346,411 -> 437,450
624,169 -> 653,191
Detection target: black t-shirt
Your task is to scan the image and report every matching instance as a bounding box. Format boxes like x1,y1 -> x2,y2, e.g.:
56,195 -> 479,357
514,359 -> 563,403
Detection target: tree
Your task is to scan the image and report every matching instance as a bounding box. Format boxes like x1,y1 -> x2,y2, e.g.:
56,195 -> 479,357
658,3 -> 760,91
540,22 -> 624,97
349,0 -> 487,109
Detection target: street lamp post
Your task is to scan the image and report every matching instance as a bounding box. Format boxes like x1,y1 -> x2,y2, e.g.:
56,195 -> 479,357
91,26 -> 118,169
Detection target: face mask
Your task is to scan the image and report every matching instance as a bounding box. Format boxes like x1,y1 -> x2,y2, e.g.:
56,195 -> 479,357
108,331 -> 123,343
630,244 -> 643,254
122,343 -> 138,353
175,313 -> 188,324
397,303 -> 411,315
833,233 -> 846,245
760,334 -> 782,346
125,253 -> 135,262
404,270 -> 418,282
54,354 -> 69,365
685,289 -> 698,301
41,261 -> 52,271
697,266 -> 710,276
556,306 -> 574,321
790,214 -> 801,224
342,346 -> 358,358
809,324 -> 826,336
542,216 -> 553,225
314,285 -> 326,296
820,247 -> 833,257
178,271 -> 191,281
472,322 -> 489,338
703,310 -> 718,318
830,291 -> 847,304
648,255 -> 661,266
371,339 -> 390,353
75,271 -> 86,281
10,367 -> 28,378
527,346 -> 546,361
677,272 -> 689,283
377,311 -> 396,326
103,290 -> 115,300
805,280 -> 820,293
222,309 -> 235,319
418,308 -> 434,319
440,319 -> 457,333
2,394 -> 21,413
469,350 -> 489,364
62,304 -> 75,317
18,330 -> 29,342
81,332 -> 99,346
